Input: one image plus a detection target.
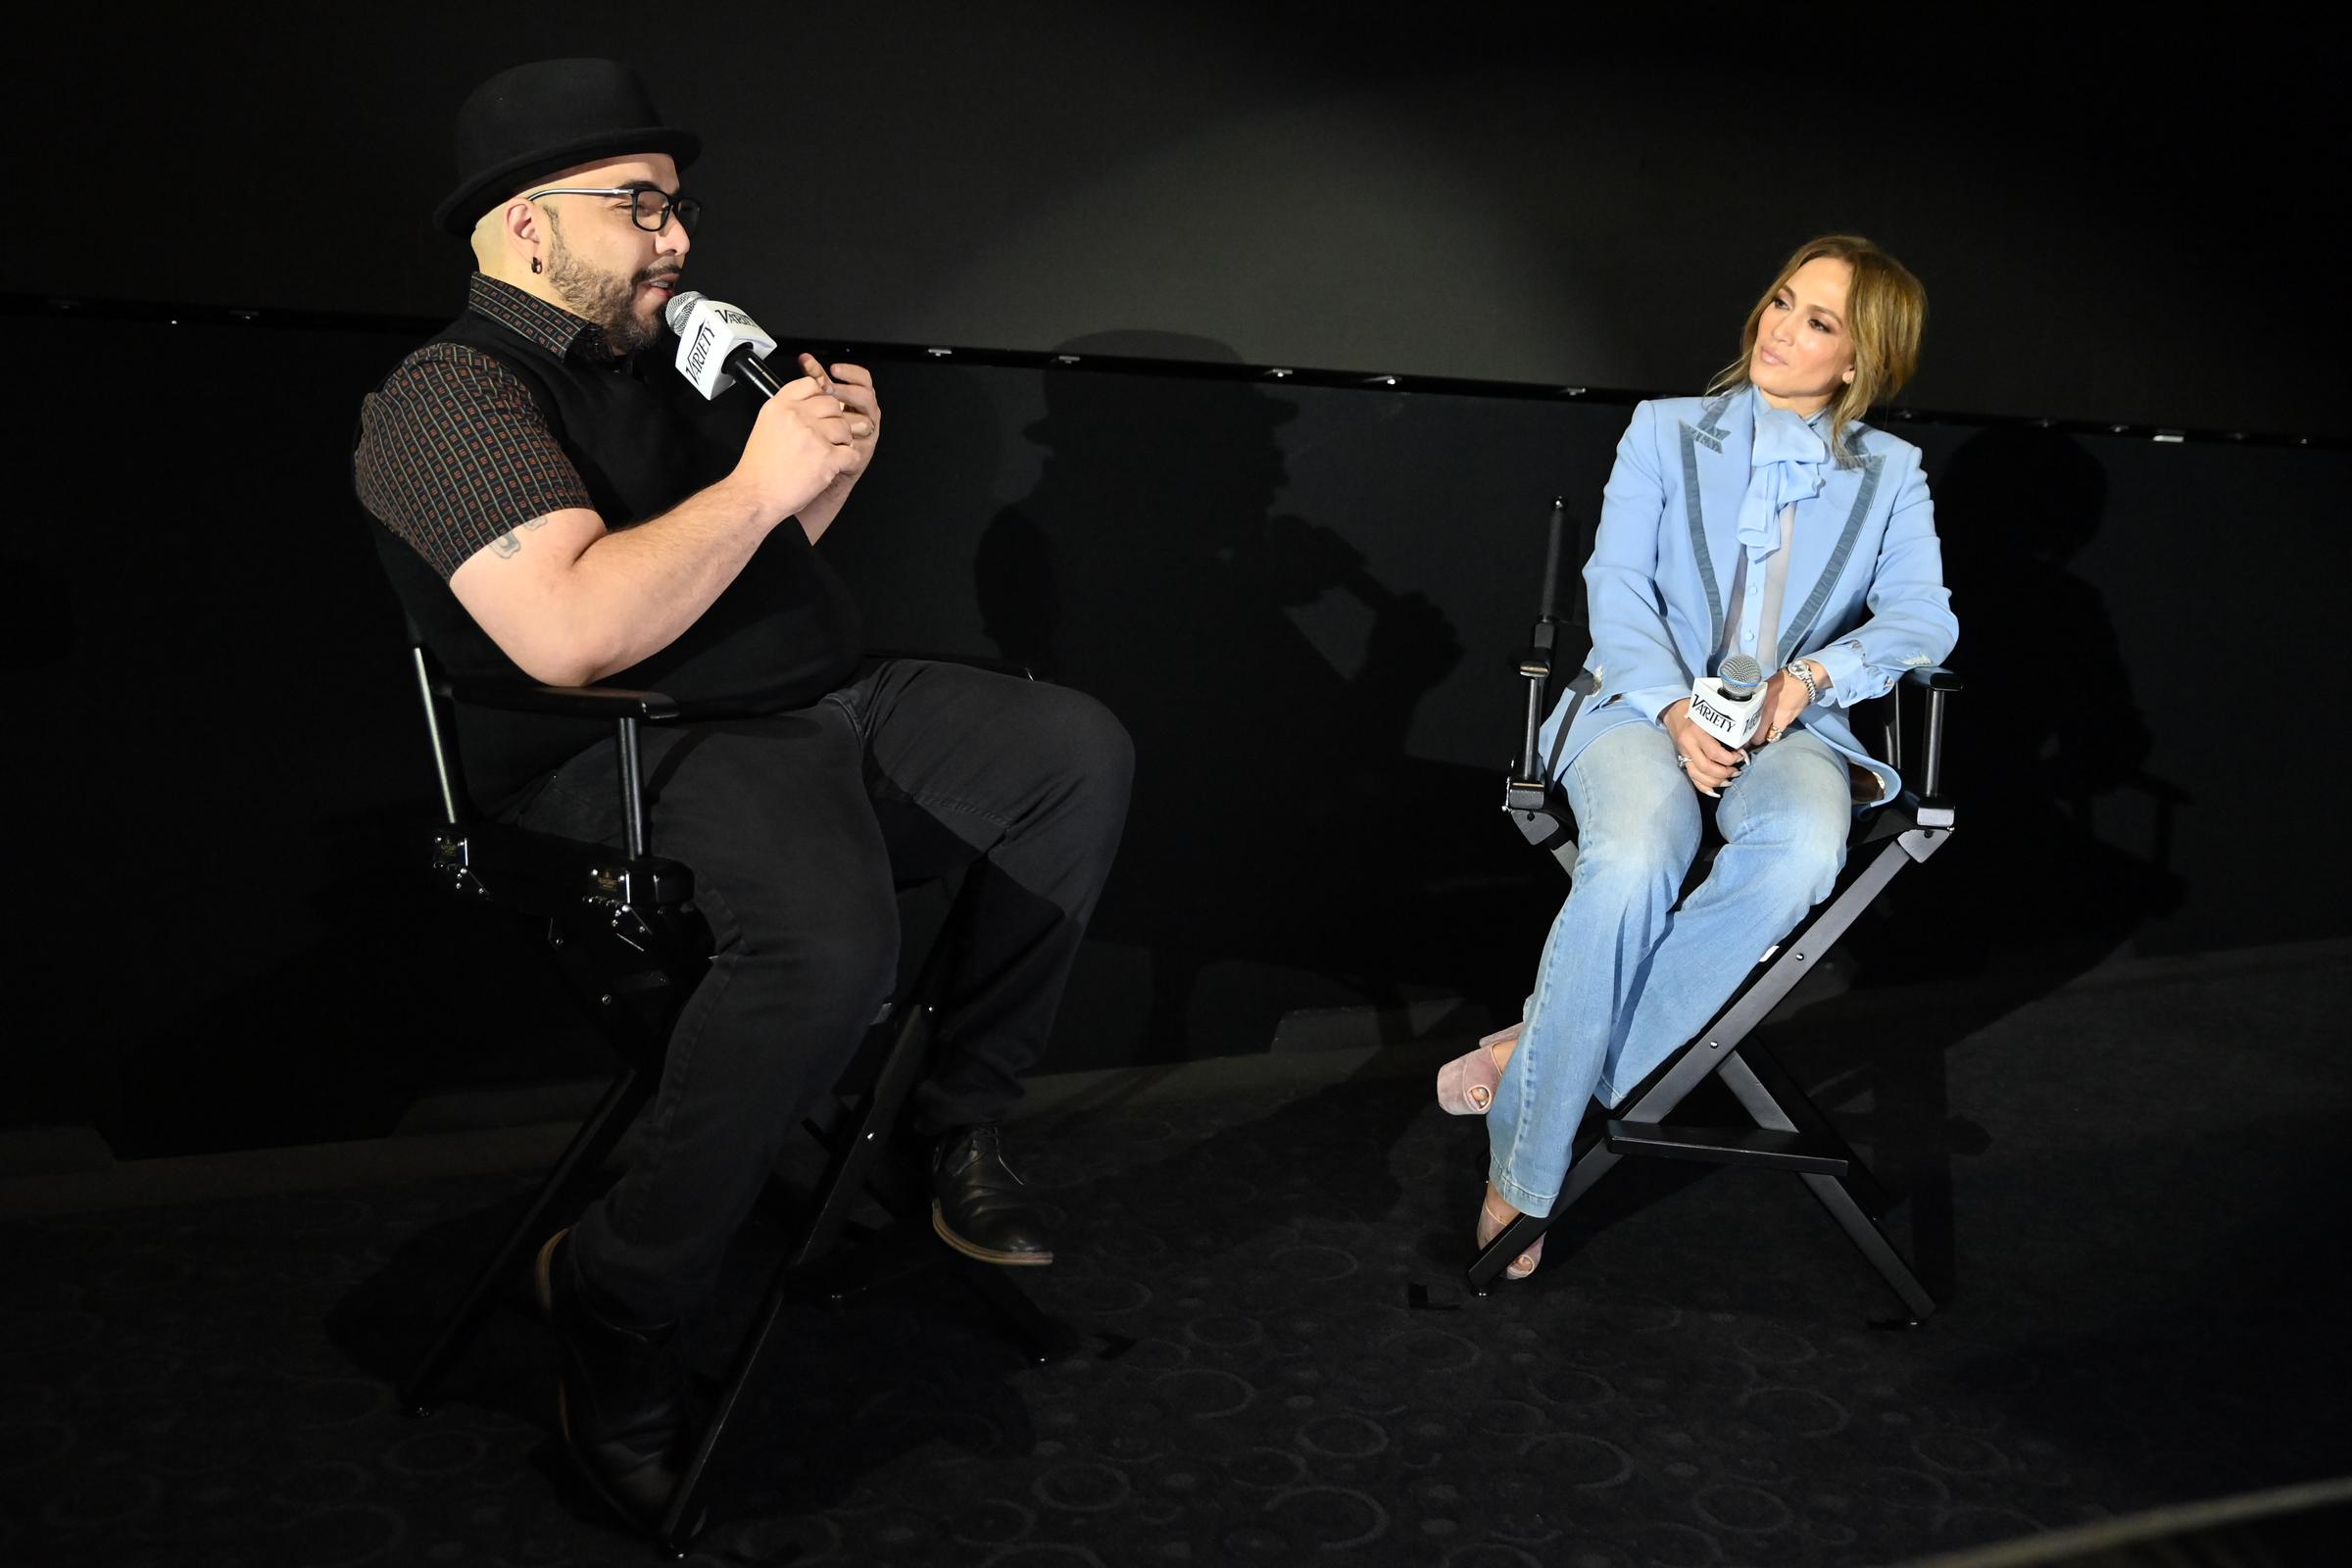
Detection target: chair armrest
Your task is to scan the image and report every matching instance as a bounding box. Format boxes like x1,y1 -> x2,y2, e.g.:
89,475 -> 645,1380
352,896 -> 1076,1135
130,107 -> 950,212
437,673 -> 682,722
1895,665 -> 1959,820
418,662 -> 679,858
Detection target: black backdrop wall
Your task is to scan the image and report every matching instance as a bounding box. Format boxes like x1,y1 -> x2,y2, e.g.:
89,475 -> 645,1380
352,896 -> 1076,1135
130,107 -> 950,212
8,2 -> 2337,436
2,7 -> 2338,1153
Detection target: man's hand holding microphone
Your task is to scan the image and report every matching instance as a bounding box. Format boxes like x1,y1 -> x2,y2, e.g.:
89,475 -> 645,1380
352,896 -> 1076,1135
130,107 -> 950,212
666,289 -> 879,530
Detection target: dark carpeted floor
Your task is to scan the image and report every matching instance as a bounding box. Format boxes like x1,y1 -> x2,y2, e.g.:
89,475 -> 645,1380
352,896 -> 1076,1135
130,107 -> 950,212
3,942 -> 2347,1567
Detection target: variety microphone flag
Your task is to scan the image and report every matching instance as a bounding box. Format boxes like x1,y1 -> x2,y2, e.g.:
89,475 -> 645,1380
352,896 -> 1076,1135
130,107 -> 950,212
1686,654 -> 1767,750
666,290 -> 782,400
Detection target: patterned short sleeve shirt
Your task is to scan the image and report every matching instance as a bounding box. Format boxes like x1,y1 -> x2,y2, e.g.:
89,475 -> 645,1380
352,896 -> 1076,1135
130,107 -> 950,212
354,275 -> 604,578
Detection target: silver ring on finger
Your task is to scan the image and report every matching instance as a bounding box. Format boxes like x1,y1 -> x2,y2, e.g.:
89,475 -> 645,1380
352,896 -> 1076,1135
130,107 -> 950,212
1676,755 -> 1690,769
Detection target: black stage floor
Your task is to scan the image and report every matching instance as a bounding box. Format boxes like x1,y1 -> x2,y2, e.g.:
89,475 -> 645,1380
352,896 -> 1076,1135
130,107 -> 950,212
4,940 -> 2347,1566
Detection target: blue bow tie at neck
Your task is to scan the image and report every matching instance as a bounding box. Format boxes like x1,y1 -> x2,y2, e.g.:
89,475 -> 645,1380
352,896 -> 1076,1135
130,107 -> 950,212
1737,399 -> 1830,559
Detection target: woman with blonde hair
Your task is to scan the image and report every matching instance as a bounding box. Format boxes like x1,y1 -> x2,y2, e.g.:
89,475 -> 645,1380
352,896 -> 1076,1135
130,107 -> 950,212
1438,235 -> 1958,1278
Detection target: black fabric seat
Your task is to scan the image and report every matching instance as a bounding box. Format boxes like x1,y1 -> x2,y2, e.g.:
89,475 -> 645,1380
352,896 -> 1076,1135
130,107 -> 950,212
1475,501 -> 1959,1322
391,644 -> 1068,1550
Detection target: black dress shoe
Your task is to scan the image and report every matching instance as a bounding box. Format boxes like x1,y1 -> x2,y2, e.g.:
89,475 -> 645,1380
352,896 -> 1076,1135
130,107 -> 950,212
931,1124 -> 1054,1266
534,1229 -> 695,1536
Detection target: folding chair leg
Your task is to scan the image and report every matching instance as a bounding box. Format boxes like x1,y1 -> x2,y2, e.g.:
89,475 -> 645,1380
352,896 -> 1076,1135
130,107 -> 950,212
667,928 -> 1084,1543
662,998 -> 940,1545
1717,1049 -> 1935,1321
1720,1048 -> 1891,1216
661,1242 -> 1073,1545
663,1256 -> 789,1552
401,1066 -> 654,1414
1799,1171 -> 1936,1323
789,996 -> 938,1271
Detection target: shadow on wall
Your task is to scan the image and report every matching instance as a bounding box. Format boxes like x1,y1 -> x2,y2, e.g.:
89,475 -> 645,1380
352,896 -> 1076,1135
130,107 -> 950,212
1859,424 -> 2186,987
973,333 -> 1547,1056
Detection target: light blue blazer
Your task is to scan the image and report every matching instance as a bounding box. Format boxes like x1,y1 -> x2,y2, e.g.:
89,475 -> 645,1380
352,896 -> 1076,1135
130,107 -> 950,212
1538,385 -> 1959,806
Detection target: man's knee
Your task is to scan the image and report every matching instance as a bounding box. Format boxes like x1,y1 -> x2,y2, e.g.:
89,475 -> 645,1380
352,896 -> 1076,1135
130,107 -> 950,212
1036,684 -> 1134,797
1004,685 -> 1133,843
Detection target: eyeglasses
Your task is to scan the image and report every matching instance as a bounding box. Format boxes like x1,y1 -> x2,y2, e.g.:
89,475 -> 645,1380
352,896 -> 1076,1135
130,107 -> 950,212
523,186 -> 702,236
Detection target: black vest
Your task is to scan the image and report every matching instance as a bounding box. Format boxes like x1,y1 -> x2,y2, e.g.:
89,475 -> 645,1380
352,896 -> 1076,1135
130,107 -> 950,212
368,309 -> 863,811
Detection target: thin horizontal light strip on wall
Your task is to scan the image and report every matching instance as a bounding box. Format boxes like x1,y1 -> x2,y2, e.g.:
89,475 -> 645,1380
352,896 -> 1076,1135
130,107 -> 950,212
7,292 -> 2335,452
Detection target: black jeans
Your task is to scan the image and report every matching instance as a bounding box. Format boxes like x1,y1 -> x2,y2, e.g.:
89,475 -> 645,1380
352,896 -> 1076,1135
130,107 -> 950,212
509,659 -> 1132,1321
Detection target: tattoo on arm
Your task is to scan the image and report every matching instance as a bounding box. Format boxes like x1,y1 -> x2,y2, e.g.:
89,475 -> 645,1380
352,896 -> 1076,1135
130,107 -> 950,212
487,516 -> 547,561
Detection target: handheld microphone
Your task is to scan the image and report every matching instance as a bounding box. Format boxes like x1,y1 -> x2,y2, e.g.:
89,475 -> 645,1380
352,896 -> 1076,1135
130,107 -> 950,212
665,290 -> 783,400
1686,654 -> 1767,750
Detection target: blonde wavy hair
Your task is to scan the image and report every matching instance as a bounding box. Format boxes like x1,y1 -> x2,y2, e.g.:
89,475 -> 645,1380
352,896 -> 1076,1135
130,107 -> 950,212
1709,234 -> 1926,459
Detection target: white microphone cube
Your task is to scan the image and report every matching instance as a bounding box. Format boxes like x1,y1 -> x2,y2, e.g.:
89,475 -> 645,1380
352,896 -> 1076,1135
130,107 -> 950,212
671,295 -> 779,401
1687,677 -> 1764,750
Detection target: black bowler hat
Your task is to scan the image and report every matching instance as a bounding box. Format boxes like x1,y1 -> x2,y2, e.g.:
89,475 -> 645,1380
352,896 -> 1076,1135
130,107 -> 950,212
434,58 -> 701,235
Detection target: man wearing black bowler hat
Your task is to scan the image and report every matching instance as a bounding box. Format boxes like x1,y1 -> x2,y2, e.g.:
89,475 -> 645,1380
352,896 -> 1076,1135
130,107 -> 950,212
353,58 -> 1132,1532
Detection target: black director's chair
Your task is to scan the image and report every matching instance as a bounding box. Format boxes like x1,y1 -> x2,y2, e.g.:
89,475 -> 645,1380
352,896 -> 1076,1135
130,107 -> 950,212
393,644 -> 1067,1552
1475,500 -> 1958,1322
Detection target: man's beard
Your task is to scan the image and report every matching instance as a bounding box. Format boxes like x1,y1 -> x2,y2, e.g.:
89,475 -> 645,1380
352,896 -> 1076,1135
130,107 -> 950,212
545,225 -> 673,355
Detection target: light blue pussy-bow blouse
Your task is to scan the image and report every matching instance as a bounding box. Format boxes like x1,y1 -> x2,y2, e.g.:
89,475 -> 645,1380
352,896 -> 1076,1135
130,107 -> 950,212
1735,399 -> 1832,562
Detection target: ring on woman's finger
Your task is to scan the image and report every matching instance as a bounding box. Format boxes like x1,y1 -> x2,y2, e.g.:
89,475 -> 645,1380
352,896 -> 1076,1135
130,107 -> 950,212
1676,756 -> 1690,769
1767,726 -> 1784,741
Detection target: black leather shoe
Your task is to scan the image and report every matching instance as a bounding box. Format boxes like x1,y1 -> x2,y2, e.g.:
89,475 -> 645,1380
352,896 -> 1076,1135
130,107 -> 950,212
932,1125 -> 1054,1265
534,1229 -> 694,1536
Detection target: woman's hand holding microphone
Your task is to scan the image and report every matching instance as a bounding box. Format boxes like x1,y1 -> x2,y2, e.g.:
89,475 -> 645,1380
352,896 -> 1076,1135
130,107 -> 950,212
1663,700 -> 1747,795
1666,659 -> 1830,796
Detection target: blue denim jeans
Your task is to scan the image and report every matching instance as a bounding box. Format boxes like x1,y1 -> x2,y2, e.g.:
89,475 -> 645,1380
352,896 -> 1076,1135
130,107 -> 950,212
1488,720 -> 1853,1216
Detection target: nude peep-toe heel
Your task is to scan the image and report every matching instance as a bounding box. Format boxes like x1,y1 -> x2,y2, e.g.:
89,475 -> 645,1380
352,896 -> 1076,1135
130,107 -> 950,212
1436,1023 -> 1523,1115
1475,1189 -> 1544,1280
